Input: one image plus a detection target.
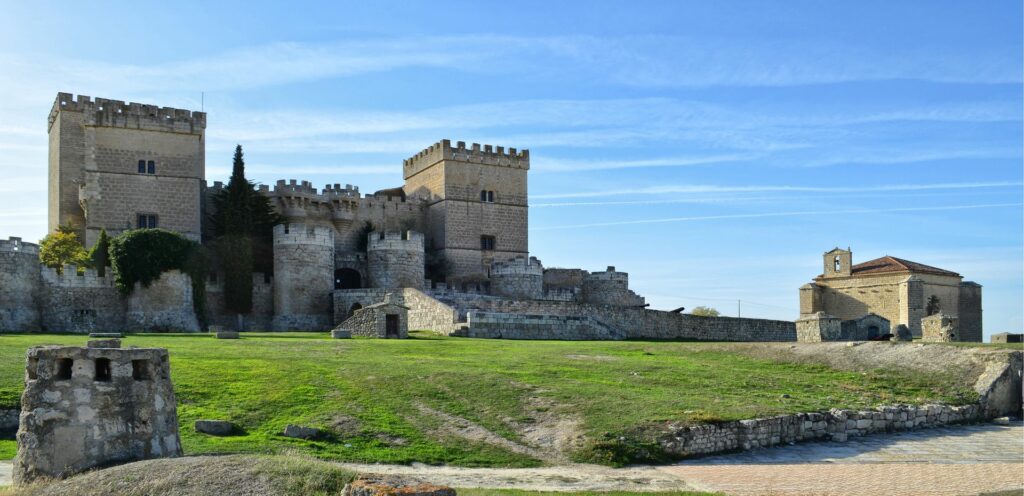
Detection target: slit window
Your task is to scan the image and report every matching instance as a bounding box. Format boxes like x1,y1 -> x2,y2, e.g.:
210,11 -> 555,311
137,160 -> 146,173
480,235 -> 496,251
94,358 -> 111,382
147,160 -> 155,174
132,360 -> 150,380
56,358 -> 73,380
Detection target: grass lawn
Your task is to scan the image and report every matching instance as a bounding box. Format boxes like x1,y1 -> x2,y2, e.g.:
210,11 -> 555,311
0,332 -> 976,466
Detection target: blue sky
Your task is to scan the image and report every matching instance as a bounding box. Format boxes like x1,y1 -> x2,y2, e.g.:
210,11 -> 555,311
1,1 -> 1021,337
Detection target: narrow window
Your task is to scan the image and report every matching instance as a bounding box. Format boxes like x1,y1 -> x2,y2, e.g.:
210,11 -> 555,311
94,358 -> 111,382
132,360 -> 150,380
480,190 -> 488,202
481,235 -> 496,251
487,191 -> 495,203
834,255 -> 841,272
138,160 -> 146,173
147,160 -> 155,174
56,358 -> 73,380
137,214 -> 158,229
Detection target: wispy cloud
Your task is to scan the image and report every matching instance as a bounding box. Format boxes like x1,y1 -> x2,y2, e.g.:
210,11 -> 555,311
533,181 -> 1024,200
531,203 -> 1024,230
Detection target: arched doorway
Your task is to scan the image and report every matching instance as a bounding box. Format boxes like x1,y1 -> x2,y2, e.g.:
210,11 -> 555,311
335,268 -> 362,289
349,302 -> 363,319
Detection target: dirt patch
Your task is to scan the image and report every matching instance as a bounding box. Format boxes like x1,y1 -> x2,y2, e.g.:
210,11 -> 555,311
414,403 -> 553,463
513,395 -> 585,463
329,414 -> 362,438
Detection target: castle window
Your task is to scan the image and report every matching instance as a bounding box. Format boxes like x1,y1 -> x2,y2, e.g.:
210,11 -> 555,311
834,255 -> 841,272
147,160 -> 155,174
138,160 -> 146,173
480,190 -> 495,203
137,214 -> 158,229
481,235 -> 496,251
94,358 -> 111,382
56,358 -> 73,380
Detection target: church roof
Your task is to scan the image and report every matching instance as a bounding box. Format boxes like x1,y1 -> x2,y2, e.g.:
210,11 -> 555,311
848,256 -> 961,277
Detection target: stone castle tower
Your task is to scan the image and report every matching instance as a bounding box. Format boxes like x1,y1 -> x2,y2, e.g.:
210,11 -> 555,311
48,93 -> 206,246
402,140 -> 529,283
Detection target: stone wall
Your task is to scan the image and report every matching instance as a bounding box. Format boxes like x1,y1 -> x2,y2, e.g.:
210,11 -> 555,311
543,268 -> 588,290
490,256 -> 543,300
126,270 -> 200,332
457,311 -> 622,340
14,342 -> 182,483
922,313 -> 959,342
272,223 -> 335,331
429,291 -> 796,341
367,231 -> 425,290
795,312 -> 841,342
400,288 -> 460,334
658,403 -> 982,459
0,237 -> 41,331
205,273 -> 274,331
40,265 -> 124,333
0,408 -> 18,434
958,282 -> 983,342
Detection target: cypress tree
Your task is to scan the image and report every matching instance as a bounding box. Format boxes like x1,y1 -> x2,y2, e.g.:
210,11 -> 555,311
210,145 -> 281,318
89,229 -> 111,277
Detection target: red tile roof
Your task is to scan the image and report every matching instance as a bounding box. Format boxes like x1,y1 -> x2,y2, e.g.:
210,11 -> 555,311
820,256 -> 961,278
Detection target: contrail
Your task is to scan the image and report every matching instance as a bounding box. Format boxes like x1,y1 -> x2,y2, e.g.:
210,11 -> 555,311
530,203 -> 1024,230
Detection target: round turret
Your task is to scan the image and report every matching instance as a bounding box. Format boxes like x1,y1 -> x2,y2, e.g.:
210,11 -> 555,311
367,231 -> 424,290
582,266 -> 644,306
271,223 -> 335,330
490,256 -> 543,300
0,237 -> 41,331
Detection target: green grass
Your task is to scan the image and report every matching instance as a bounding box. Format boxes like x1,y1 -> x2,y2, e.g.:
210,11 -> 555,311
0,332 -> 977,466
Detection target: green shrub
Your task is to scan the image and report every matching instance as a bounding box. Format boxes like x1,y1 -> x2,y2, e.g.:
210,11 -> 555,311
38,227 -> 90,273
109,228 -> 209,323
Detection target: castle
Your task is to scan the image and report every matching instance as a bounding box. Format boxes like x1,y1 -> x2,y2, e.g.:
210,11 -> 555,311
14,92 -> 987,343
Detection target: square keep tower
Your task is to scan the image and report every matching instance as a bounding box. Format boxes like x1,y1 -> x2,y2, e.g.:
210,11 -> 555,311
403,140 -> 529,283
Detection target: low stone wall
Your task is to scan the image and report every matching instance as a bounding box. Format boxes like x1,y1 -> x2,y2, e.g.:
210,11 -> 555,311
0,408 -> 18,433
659,403 -> 981,458
457,311 -> 623,340
429,291 -> 796,341
126,270 -> 200,332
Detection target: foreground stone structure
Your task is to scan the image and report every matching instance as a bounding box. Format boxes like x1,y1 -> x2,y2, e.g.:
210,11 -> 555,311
14,341 -> 181,483
799,248 -> 982,341
335,297 -> 409,338
991,332 -> 1023,344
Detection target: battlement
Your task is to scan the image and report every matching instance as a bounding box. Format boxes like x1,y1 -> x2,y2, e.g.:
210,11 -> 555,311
403,139 -> 530,179
273,223 -> 335,247
41,264 -> 115,288
49,93 -> 205,134
585,266 -> 629,282
0,237 -> 39,255
368,230 -> 425,250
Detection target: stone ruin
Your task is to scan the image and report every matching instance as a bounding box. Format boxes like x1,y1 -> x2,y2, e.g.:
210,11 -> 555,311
13,340 -> 181,483
922,313 -> 959,342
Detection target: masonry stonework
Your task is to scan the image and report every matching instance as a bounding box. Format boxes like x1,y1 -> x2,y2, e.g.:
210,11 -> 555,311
367,231 -> 425,290
0,238 -> 41,331
799,248 -> 982,341
14,341 -> 182,483
272,224 -> 335,331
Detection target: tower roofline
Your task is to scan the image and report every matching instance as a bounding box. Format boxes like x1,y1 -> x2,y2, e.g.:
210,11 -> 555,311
403,139 -> 529,180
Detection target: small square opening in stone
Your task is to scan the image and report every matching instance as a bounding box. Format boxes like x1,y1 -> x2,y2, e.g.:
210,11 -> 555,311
94,358 -> 112,382
132,360 -> 150,381
27,357 -> 38,380
56,358 -> 73,380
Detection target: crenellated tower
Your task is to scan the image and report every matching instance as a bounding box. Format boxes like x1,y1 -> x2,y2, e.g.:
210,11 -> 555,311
403,139 -> 529,283
48,93 -> 206,246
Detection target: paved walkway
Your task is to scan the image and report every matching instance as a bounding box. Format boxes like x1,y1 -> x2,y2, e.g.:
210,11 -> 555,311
1,422 -> 1021,494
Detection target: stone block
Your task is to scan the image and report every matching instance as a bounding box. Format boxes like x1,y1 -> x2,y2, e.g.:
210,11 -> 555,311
331,329 -> 352,339
195,420 -> 234,436
282,424 -> 321,440
216,331 -> 240,339
87,338 -> 121,349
